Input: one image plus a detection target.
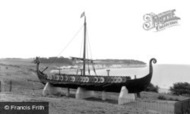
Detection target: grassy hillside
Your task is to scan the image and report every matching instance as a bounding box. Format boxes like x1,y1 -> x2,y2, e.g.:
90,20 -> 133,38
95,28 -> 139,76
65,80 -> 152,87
0,59 -> 189,114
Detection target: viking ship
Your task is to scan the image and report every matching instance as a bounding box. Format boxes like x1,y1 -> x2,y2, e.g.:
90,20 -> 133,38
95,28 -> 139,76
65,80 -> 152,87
35,13 -> 157,93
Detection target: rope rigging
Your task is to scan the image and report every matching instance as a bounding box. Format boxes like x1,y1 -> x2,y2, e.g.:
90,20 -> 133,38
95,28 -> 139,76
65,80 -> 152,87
40,17 -> 97,75
56,24 -> 84,59
74,25 -> 97,75
86,29 -> 97,75
41,24 -> 84,72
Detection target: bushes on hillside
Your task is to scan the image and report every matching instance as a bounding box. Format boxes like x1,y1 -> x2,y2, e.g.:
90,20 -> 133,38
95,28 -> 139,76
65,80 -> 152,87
157,95 -> 179,101
145,83 -> 159,93
39,57 -> 73,65
170,82 -> 190,96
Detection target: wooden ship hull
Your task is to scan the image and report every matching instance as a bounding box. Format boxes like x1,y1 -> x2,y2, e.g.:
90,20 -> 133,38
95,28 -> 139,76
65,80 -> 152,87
35,58 -> 156,93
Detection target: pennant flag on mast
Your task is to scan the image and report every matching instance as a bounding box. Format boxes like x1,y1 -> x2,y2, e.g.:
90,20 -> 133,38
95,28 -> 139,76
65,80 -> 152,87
81,12 -> 85,18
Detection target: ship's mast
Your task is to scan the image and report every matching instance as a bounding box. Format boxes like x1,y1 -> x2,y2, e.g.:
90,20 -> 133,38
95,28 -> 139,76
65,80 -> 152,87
81,12 -> 86,76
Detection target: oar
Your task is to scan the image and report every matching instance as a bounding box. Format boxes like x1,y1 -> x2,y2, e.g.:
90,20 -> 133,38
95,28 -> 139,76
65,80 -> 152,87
42,66 -> 48,73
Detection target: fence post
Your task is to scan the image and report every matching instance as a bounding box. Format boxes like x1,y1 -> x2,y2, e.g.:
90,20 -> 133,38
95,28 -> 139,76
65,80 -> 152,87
32,82 -> 35,96
0,81 -> 1,92
9,80 -> 12,92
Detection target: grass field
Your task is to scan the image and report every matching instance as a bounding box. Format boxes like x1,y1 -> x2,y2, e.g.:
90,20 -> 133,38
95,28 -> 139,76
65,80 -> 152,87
0,59 -> 189,114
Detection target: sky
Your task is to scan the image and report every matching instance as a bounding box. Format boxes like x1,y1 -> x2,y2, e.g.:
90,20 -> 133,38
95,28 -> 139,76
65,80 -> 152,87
0,0 -> 190,64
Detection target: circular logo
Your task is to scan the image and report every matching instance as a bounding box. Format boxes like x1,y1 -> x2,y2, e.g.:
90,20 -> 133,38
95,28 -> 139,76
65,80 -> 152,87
4,105 -> 9,110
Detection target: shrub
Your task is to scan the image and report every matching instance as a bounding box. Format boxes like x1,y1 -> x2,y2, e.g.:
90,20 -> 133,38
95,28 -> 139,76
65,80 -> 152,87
145,83 -> 159,93
168,97 -> 179,101
158,95 -> 179,101
158,95 -> 167,100
170,82 -> 190,96
174,98 -> 179,101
